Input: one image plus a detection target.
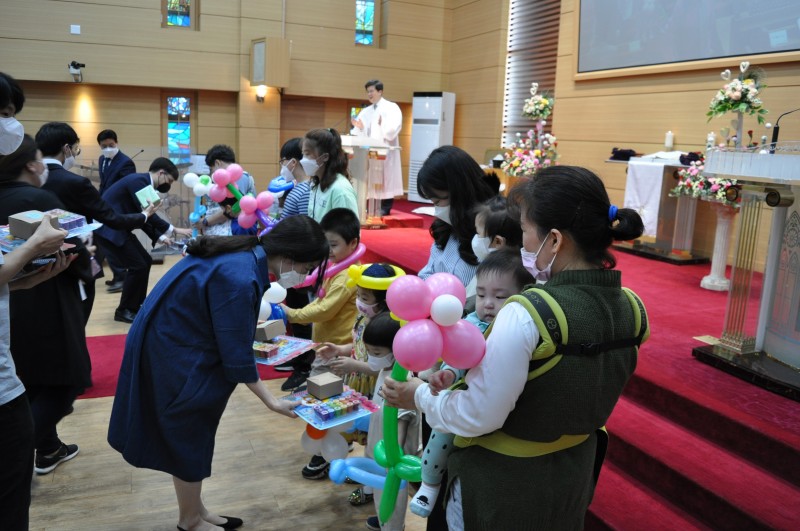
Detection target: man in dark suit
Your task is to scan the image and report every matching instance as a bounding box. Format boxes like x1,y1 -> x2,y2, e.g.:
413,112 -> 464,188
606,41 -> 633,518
97,129 -> 136,196
36,122 -> 160,322
97,129 -> 138,289
95,157 -> 192,323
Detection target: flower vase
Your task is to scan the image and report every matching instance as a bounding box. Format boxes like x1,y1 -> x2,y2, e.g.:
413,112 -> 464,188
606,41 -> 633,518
734,111 -> 744,148
700,200 -> 738,291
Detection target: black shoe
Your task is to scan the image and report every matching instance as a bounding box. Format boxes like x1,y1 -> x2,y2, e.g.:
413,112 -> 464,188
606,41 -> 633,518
114,308 -> 137,324
106,280 -> 124,293
35,443 -> 79,474
281,370 -> 309,391
302,454 -> 329,479
105,278 -> 116,285
218,516 -> 244,529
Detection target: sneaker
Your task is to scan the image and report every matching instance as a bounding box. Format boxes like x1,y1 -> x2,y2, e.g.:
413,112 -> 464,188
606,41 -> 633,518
365,516 -> 381,530
301,454 -> 329,479
281,369 -> 309,392
349,487 -> 374,506
35,443 -> 79,475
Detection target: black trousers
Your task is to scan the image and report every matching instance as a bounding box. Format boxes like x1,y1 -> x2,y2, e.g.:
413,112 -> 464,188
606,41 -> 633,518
26,384 -> 81,455
95,232 -> 152,313
0,393 -> 34,531
380,197 -> 394,216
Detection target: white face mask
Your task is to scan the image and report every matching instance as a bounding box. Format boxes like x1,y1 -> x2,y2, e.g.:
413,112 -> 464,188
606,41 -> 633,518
520,235 -> 556,282
63,154 -> 76,170
368,354 -> 395,372
279,164 -> 295,182
434,205 -> 451,225
299,156 -> 320,176
276,260 -> 308,288
37,164 -> 49,186
102,146 -> 119,159
0,117 -> 24,155
471,235 -> 494,262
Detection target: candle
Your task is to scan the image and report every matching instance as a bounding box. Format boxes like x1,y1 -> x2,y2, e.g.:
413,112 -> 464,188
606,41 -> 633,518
665,131 -> 674,150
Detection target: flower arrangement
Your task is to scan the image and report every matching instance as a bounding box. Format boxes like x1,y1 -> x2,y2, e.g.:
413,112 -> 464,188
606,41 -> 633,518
502,81 -> 559,178
522,83 -> 554,121
707,61 -> 767,124
670,155 -> 740,207
501,126 -> 559,178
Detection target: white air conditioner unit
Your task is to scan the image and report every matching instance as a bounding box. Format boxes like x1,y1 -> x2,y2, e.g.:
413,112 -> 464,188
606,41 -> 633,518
407,92 -> 456,203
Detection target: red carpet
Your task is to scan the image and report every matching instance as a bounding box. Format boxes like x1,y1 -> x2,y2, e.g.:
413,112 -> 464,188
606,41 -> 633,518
82,334 -> 285,400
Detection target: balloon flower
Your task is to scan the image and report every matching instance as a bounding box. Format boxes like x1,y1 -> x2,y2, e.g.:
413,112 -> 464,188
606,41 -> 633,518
182,172 -> 212,237
330,272 -> 487,524
208,165 -> 279,236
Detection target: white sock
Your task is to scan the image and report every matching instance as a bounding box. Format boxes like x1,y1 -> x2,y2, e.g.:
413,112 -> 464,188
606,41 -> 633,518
362,485 -> 374,495
410,482 -> 440,518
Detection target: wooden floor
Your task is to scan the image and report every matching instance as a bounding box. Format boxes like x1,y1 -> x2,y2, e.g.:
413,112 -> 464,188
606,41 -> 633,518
30,255 -> 427,531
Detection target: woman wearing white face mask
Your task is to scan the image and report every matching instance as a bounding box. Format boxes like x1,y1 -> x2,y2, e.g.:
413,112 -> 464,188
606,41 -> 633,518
108,215 -> 329,531
303,128 -> 359,222
382,166 -> 648,531
0,72 -> 25,157
416,146 -> 498,289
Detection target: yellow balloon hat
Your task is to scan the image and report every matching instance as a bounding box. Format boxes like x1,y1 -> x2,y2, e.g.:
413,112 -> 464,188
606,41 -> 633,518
346,263 -> 406,290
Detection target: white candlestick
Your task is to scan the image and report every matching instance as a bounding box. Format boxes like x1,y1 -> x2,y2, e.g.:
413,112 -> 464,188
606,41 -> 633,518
665,130 -> 674,150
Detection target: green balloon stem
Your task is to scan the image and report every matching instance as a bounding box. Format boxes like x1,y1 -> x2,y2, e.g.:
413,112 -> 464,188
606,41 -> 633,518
226,183 -> 244,215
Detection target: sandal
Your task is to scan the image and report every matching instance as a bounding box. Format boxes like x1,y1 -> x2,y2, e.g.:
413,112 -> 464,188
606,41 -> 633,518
349,487 -> 374,506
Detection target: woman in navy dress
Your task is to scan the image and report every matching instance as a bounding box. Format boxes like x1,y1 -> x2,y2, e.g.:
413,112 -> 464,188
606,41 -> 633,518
108,215 -> 329,531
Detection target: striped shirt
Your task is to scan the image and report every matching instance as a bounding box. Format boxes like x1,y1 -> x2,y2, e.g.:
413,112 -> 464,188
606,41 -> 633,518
280,181 -> 311,219
417,235 -> 478,288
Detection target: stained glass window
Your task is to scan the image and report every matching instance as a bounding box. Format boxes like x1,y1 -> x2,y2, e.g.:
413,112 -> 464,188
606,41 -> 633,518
355,0 -> 375,45
167,97 -> 191,165
163,0 -> 195,29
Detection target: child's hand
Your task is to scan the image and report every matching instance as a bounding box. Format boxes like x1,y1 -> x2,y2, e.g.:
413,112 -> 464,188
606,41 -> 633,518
329,356 -> 356,376
428,369 -> 456,395
316,342 -> 344,361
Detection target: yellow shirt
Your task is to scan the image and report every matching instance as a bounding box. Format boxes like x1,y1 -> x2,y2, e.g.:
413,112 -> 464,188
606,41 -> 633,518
284,269 -> 357,346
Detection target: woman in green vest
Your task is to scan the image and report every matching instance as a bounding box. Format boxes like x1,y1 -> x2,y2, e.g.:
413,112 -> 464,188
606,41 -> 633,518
383,166 -> 648,530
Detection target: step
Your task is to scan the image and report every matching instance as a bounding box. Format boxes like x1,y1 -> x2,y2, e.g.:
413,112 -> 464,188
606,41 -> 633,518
623,368 -> 800,488
606,397 -> 800,530
587,461 -> 711,531
382,210 -> 424,228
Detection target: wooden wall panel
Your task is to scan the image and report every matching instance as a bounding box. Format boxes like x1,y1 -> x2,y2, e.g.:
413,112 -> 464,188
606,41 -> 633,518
0,1 -> 239,55
451,0 -> 506,42
384,1 -> 447,40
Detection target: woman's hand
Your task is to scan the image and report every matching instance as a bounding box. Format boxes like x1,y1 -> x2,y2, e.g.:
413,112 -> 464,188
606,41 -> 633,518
382,376 -> 423,410
329,356 -> 357,376
10,251 -> 76,290
268,397 -> 299,419
428,369 -> 456,395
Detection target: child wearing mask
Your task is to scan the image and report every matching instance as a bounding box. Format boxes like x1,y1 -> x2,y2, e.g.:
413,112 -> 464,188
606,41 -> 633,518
281,207 -> 361,478
361,312 -> 421,531
409,249 -> 533,518
316,262 -> 406,505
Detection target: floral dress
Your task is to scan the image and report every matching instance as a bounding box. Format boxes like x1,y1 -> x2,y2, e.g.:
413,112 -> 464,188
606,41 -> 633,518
343,314 -> 377,397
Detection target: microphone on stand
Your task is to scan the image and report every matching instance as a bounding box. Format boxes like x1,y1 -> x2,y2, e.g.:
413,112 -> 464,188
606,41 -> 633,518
769,107 -> 800,154
131,149 -> 145,159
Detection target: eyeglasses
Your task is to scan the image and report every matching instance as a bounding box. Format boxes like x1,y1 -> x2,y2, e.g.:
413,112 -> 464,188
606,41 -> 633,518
68,145 -> 81,156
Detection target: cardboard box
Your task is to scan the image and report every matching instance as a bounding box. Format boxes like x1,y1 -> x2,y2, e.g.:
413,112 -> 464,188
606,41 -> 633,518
255,319 -> 286,341
8,210 -> 60,239
307,373 -> 343,400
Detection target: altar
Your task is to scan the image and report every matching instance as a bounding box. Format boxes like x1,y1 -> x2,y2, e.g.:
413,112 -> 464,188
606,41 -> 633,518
693,144 -> 800,400
341,135 -> 400,227
615,157 -> 707,264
